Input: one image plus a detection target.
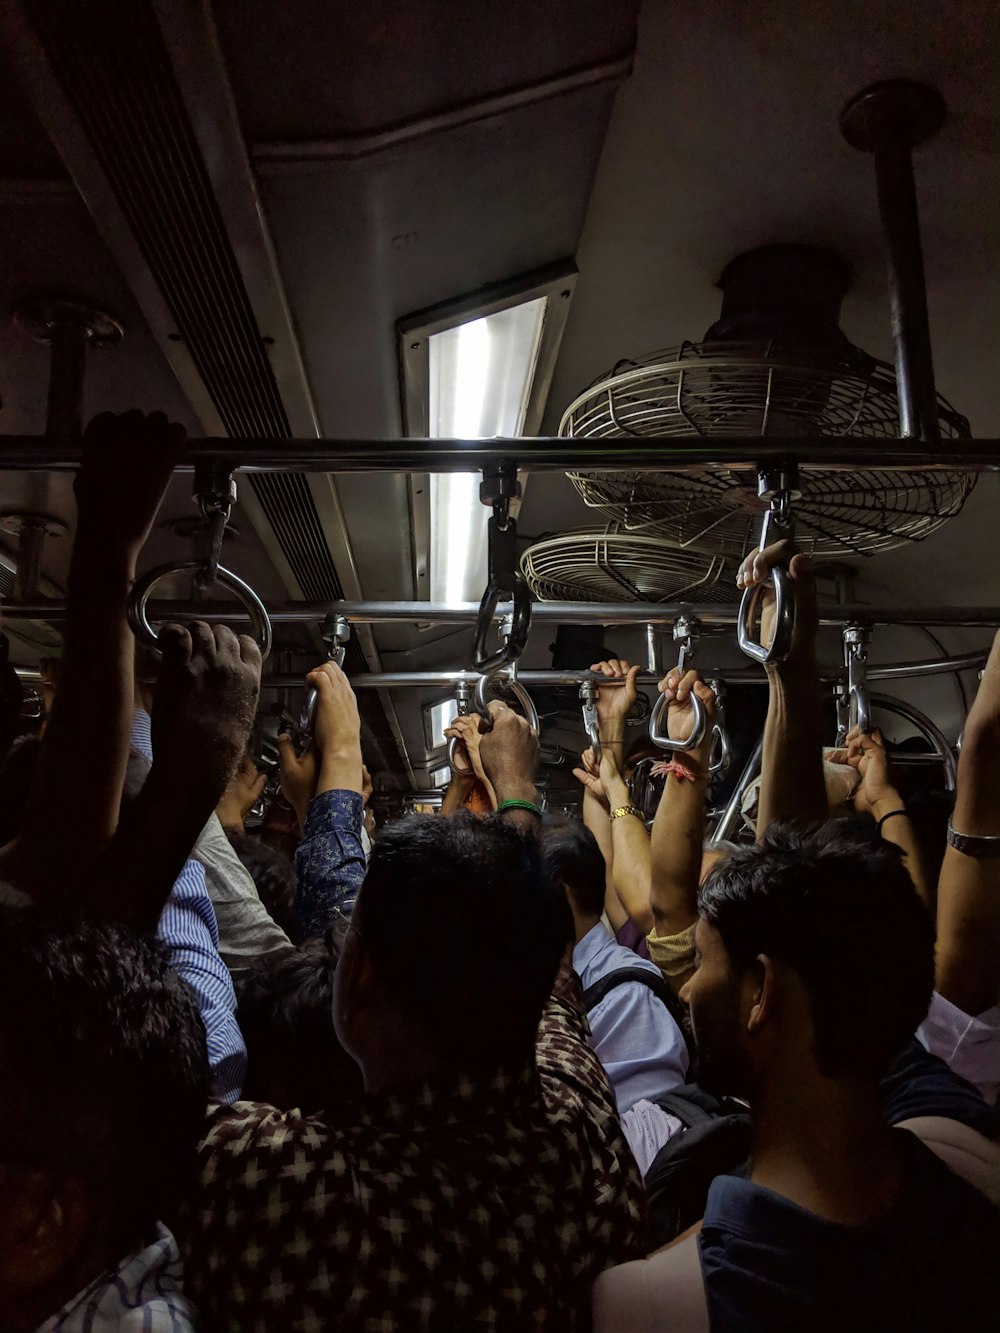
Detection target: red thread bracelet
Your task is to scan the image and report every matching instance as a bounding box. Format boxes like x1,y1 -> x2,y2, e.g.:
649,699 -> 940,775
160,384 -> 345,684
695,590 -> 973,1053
651,759 -> 698,783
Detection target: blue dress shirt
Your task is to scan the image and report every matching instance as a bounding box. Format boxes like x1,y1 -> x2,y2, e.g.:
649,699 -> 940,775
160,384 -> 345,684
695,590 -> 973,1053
295,787 -> 367,936
572,921 -> 689,1115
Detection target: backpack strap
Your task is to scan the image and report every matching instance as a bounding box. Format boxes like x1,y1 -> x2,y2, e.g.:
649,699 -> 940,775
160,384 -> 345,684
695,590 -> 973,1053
582,965 -> 694,1061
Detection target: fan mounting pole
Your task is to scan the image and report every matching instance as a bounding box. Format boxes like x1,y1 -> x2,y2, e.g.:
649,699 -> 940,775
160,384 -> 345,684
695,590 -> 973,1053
840,80 -> 945,444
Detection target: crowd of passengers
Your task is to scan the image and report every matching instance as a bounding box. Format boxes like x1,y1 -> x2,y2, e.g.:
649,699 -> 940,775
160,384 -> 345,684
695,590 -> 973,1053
0,410 -> 998,1331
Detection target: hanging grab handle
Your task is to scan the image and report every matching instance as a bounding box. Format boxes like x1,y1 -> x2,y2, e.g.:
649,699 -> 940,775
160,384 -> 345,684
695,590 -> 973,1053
737,467 -> 799,665
127,462 -> 273,658
649,614 -> 707,752
473,672 -> 540,737
471,463 -> 532,675
128,560 -> 273,659
298,614 -> 352,738
706,679 -> 731,775
579,680 -> 602,766
844,623 -> 873,737
446,679 -> 476,775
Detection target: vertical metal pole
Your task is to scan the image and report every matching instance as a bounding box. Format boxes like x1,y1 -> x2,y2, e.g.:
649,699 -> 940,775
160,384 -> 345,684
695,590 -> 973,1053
709,733 -> 763,846
840,80 -> 946,442
45,320 -> 88,443
645,623 -> 661,674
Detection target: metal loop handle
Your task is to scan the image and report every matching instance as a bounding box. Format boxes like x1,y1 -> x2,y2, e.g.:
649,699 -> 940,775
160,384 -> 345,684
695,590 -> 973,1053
737,567 -> 795,664
298,615 -> 351,738
446,680 -> 475,775
648,688 -> 707,752
472,574 -> 532,674
844,624 -> 872,737
127,559 -> 273,659
579,681 -> 602,766
709,723 -> 732,774
473,673 -> 539,736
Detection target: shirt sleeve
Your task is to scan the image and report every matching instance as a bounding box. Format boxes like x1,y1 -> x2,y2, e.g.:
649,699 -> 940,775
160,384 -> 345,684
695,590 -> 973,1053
130,707 -> 154,763
157,859 -> 247,1103
645,921 -> 698,995
535,964 -> 646,1268
586,980 -> 690,1115
294,788 -> 367,936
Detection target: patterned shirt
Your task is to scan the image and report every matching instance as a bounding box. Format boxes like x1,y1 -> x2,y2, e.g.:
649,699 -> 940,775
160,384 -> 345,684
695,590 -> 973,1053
37,1223 -> 195,1331
294,787 -> 367,935
178,967 -> 644,1330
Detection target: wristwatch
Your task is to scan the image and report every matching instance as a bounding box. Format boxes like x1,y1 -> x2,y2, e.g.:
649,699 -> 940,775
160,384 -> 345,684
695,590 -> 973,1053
610,805 -> 644,822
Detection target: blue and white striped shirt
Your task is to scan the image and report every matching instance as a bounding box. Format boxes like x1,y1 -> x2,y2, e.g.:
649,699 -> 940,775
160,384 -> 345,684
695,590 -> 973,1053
132,710 -> 246,1103
37,1221 -> 195,1331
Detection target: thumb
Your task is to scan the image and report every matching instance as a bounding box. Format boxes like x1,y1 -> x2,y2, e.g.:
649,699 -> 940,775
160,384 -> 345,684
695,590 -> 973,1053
276,733 -> 297,768
572,767 -> 598,791
250,771 -> 267,800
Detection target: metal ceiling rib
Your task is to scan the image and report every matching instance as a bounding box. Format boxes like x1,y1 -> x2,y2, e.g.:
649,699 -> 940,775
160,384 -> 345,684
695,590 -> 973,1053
3,0 -> 410,781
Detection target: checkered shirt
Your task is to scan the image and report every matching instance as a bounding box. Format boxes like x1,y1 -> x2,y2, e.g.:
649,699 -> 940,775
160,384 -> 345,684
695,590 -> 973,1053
179,966 -> 643,1330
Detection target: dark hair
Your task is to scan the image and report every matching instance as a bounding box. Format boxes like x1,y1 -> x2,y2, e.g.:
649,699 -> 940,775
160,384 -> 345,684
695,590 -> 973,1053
698,821 -> 935,1080
541,814 -> 606,919
237,934 -> 363,1112
225,828 -> 301,945
358,812 -> 571,1069
0,909 -> 208,1247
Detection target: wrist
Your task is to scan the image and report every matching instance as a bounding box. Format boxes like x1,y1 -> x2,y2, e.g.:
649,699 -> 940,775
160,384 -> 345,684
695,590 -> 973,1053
871,793 -> 906,822
491,776 -> 538,806
317,756 -> 364,796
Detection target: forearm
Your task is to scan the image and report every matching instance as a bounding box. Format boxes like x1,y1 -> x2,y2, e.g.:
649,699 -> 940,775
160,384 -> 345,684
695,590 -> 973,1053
81,761 -> 223,931
649,762 -> 708,936
316,749 -> 363,799
873,795 -> 933,908
8,538 -> 136,898
492,775 -> 541,834
295,788 -> 366,932
936,726 -> 1000,1014
583,790 -> 627,929
440,776 -> 473,815
605,774 -> 653,932
757,663 -> 827,835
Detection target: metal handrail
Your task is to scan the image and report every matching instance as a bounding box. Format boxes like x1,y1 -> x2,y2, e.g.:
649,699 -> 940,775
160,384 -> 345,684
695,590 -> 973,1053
2,434 -> 1000,471
5,598 -> 999,629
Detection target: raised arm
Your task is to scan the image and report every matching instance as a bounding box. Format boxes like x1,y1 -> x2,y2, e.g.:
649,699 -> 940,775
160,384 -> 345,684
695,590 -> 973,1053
828,726 -> 933,908
0,411 -> 183,901
576,749 -> 654,932
935,629 -> 1000,1016
292,661 -> 367,932
575,746 -> 627,932
648,669 -> 716,936
477,700 -> 542,834
82,621 -> 263,932
740,541 -> 827,835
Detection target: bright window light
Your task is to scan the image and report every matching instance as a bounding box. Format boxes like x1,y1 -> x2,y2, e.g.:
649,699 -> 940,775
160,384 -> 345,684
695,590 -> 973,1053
427,297 -> 546,604
430,765 -> 452,788
424,697 -> 459,751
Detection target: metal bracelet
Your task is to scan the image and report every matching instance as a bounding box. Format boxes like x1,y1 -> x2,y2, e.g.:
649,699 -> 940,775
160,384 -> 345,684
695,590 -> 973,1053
127,559 -> 273,658
946,820 -> 1000,858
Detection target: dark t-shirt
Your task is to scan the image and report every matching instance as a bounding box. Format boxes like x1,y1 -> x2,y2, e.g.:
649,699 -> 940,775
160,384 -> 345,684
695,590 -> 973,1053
699,1129 -> 1000,1332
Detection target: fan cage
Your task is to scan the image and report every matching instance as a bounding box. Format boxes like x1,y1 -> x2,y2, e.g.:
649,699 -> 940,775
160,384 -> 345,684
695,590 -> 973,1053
561,341 -> 975,559
520,529 -> 738,604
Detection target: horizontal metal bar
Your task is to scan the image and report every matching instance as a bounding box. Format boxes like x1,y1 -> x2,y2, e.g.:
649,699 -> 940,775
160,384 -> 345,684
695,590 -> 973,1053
259,651 -> 986,691
5,598 -> 999,628
1,435 -> 999,472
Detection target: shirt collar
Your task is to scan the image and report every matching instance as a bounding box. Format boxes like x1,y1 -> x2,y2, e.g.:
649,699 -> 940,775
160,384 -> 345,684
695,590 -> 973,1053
572,920 -> 614,974
354,1062 -> 540,1133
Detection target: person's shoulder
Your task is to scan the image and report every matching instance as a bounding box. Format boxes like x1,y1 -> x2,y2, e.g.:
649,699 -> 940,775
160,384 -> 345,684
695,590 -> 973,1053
199,1099 -> 348,1166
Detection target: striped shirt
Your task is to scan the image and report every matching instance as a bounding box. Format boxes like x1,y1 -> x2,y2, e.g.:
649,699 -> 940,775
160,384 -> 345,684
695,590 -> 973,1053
36,1222 -> 195,1331
131,710 -> 246,1102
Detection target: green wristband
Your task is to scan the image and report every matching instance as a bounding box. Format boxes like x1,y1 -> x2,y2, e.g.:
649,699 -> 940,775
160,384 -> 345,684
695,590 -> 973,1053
496,799 -> 543,818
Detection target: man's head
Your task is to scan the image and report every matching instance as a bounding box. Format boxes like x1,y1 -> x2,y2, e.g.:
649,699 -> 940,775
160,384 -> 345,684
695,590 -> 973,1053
680,821 -> 934,1098
0,909 -> 208,1328
238,933 -> 363,1112
334,811 -> 571,1087
541,814 -> 605,935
